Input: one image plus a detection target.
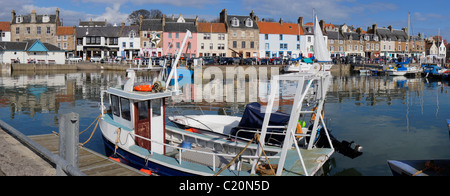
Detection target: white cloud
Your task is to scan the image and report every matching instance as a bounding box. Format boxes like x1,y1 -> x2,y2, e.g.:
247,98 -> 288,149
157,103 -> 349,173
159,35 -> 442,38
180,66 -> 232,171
90,3 -> 128,25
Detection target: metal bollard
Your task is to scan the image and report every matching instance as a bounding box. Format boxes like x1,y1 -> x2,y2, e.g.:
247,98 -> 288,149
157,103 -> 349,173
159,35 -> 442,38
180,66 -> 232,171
57,112 -> 79,176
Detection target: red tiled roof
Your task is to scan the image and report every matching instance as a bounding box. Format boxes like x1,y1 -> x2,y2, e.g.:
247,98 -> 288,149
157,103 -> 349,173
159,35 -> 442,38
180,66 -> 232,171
197,23 -> 227,33
56,26 -> 74,35
0,22 -> 10,31
258,22 -> 304,35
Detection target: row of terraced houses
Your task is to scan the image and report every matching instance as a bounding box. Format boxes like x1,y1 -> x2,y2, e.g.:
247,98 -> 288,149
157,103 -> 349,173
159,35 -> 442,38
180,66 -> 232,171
0,8 -> 447,64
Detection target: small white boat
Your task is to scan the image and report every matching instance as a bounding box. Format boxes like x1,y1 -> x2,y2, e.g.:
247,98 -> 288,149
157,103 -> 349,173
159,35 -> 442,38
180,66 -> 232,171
283,15 -> 333,73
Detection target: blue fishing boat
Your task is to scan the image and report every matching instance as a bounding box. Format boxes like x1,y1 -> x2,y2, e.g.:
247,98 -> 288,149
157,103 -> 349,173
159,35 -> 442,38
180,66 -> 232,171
98,30 -> 335,176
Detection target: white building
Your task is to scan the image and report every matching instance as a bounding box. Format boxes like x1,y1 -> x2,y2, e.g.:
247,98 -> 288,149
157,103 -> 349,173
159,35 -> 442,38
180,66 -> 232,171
0,22 -> 11,42
197,22 -> 228,57
258,20 -> 304,59
119,25 -> 141,59
438,41 -> 446,59
0,39 -> 65,64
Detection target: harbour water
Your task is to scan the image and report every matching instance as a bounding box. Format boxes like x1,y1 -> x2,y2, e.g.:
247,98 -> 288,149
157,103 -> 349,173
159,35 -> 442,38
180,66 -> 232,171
0,68 -> 449,176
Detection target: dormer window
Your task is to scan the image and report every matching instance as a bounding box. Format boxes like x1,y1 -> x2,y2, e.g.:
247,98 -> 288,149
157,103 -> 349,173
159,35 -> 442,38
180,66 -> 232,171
365,35 -> 369,41
245,18 -> 253,27
231,17 -> 239,27
16,15 -> 23,23
43,14 -> 50,23
129,30 -> 136,38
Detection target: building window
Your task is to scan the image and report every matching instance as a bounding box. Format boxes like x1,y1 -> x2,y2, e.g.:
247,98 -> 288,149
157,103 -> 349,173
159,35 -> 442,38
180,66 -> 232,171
26,27 -> 30,34
16,27 -> 19,34
245,18 -> 253,27
63,42 -> 67,49
47,27 -> 51,34
233,41 -> 237,48
297,35 -> 300,41
210,43 -> 213,50
130,42 -> 133,48
265,34 -> 268,40
204,33 -> 211,40
37,27 -> 41,35
176,33 -> 179,39
242,41 -> 246,48
279,34 -> 283,40
168,33 -> 172,39
218,34 -> 225,40
63,35 -> 67,41
265,43 -> 269,50
232,17 -> 239,27
201,43 -> 204,50
250,41 -> 254,49
218,44 -> 224,50
57,35 -> 61,41
122,42 -> 126,48
176,42 -> 180,49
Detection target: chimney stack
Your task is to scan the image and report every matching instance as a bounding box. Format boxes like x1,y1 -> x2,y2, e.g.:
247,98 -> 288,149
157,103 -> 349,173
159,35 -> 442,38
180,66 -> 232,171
11,10 -> 16,23
297,17 -> 303,26
372,23 -> 377,34
279,18 -> 283,25
31,10 -> 36,23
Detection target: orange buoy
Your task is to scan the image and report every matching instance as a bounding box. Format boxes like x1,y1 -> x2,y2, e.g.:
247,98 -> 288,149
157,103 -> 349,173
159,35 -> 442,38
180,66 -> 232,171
134,85 -> 153,92
140,168 -> 152,175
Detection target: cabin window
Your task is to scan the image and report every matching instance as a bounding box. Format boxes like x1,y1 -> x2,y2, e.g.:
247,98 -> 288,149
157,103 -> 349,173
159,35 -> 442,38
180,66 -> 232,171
137,101 -> 149,120
111,95 -> 120,117
151,99 -> 161,117
120,98 -> 131,121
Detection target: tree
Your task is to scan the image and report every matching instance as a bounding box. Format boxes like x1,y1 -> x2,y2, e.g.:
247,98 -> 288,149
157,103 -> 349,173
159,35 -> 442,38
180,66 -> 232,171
127,9 -> 164,25
127,9 -> 150,25
149,9 -> 163,19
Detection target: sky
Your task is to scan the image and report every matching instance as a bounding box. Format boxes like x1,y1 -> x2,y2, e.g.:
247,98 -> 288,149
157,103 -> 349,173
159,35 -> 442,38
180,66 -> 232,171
0,0 -> 449,40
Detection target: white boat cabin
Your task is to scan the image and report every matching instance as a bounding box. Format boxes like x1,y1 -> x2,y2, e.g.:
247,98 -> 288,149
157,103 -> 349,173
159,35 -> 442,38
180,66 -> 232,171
104,68 -> 173,155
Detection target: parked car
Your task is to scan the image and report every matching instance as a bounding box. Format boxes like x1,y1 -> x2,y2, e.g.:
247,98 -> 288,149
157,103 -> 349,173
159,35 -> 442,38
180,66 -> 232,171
232,57 -> 241,65
202,57 -> 215,65
67,56 -> 82,62
219,57 -> 233,65
270,57 -> 282,65
243,58 -> 257,65
90,56 -> 103,63
259,58 -> 270,65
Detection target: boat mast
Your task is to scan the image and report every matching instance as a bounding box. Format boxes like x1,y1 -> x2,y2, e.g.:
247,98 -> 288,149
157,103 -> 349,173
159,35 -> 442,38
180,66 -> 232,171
165,30 -> 192,91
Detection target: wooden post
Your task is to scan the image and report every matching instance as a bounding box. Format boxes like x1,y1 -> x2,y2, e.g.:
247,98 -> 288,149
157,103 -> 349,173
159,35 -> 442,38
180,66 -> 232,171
57,112 -> 79,176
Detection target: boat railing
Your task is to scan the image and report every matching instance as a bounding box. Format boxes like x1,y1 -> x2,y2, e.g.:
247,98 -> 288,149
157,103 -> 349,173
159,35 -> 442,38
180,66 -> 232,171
233,128 -> 311,146
122,130 -> 281,173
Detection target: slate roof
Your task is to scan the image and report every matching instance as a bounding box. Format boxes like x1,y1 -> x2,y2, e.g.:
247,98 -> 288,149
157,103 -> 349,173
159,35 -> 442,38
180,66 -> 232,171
79,20 -> 107,27
327,31 -> 341,40
140,19 -> 163,31
121,25 -> 139,37
11,14 -> 58,24
226,15 -> 258,29
343,32 -> 361,41
0,39 -> 63,51
76,27 -> 121,38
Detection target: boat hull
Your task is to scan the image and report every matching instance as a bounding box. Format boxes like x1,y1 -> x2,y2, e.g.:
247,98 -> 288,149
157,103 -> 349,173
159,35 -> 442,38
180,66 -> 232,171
388,160 -> 450,176
102,134 -> 195,176
387,71 -> 407,76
